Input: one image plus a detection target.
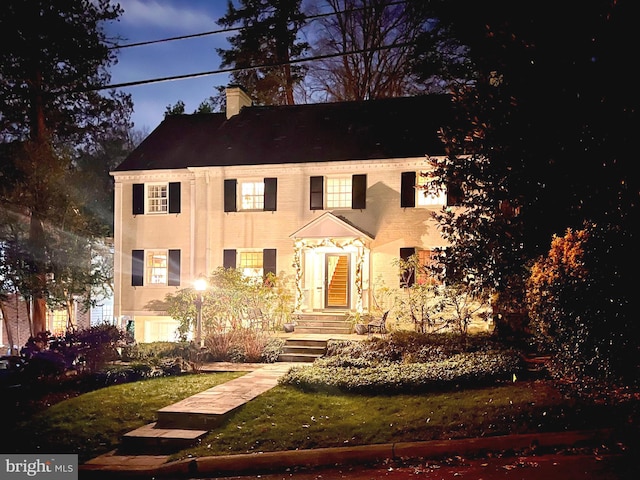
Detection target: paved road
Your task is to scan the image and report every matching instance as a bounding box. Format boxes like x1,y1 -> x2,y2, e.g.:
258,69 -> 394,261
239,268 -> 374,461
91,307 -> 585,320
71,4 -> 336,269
190,453 -> 635,480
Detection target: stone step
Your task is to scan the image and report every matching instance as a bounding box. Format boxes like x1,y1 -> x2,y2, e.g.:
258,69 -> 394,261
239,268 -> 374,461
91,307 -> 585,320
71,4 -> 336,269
277,353 -> 319,363
277,339 -> 327,363
120,422 -> 208,455
282,345 -> 326,355
296,319 -> 350,328
295,326 -> 352,334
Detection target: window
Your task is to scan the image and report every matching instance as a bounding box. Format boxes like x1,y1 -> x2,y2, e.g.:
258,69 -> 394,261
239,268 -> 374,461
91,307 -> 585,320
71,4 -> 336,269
239,251 -> 263,279
326,177 -> 352,208
224,178 -> 277,212
147,250 -> 168,284
241,182 -> 265,210
416,172 -> 446,206
223,249 -> 277,280
132,182 -> 181,215
147,184 -> 168,213
401,172 -> 445,208
131,249 -> 180,286
50,310 -> 68,336
310,174 -> 366,210
399,247 -> 442,287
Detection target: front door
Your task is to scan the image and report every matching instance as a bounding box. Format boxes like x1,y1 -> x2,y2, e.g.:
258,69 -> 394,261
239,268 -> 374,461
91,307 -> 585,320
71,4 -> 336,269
325,254 -> 350,308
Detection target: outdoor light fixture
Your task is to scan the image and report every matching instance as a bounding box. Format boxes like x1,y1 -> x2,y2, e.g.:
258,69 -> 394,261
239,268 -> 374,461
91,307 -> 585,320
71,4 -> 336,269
194,276 -> 207,348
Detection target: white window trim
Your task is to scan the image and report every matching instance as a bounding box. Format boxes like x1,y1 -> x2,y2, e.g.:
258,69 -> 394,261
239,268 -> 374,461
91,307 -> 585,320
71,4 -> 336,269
239,180 -> 265,211
146,183 -> 169,214
146,249 -> 169,286
238,250 -> 264,280
416,172 -> 446,207
326,176 -> 352,209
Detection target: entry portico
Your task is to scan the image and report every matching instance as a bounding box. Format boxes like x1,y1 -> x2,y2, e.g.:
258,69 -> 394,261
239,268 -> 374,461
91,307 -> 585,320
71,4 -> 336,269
291,213 -> 373,313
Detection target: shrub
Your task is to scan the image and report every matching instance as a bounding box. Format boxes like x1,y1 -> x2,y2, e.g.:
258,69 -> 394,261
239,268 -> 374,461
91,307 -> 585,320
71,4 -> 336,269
279,349 -> 522,393
526,223 -> 637,385
203,329 -> 283,363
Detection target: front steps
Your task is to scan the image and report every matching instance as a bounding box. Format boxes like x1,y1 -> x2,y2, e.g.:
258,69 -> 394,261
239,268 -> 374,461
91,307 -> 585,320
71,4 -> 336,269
278,338 -> 327,362
294,313 -> 352,334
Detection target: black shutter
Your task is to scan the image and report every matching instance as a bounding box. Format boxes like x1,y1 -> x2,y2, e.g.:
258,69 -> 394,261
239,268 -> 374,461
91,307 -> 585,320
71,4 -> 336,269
223,249 -> 237,269
447,182 -> 464,206
168,182 -> 181,213
132,250 -> 144,286
264,178 -> 277,211
133,184 -> 144,215
352,174 -> 367,209
401,172 -> 416,208
400,247 -> 416,287
310,176 -> 323,210
168,249 -> 181,286
224,179 -> 237,212
263,249 -> 277,277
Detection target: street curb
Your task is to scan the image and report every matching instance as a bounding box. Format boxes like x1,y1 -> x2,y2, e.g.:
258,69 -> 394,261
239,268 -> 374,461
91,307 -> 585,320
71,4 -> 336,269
79,428 -> 614,479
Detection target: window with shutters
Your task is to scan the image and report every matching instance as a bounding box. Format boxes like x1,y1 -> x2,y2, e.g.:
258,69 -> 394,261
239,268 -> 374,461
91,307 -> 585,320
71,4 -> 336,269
416,172 -> 446,206
131,249 -> 181,286
311,174 -> 366,210
133,182 -> 181,215
224,249 -> 276,282
225,178 -> 277,212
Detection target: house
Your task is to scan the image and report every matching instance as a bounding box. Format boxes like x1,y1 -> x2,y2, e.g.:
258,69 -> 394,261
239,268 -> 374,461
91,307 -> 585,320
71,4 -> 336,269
110,87 -> 459,343
1,293 -> 92,355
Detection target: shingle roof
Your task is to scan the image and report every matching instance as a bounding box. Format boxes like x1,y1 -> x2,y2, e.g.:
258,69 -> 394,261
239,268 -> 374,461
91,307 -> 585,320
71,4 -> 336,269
113,94 -> 452,172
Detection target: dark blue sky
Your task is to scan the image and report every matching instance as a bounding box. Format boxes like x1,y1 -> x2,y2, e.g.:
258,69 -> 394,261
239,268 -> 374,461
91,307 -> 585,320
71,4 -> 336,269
104,0 -> 232,132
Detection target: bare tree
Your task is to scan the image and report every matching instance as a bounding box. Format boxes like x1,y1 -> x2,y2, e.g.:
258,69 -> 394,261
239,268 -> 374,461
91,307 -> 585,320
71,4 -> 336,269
305,0 -> 431,101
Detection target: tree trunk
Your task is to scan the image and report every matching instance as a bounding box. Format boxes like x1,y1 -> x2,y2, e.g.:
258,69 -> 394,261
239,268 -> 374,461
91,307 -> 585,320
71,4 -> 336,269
29,214 -> 48,335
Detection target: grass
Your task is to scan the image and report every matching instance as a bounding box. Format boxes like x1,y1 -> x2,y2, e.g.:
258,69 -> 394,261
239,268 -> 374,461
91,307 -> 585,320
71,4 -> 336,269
9,370 -> 626,464
173,380 -> 571,459
6,372 -> 243,463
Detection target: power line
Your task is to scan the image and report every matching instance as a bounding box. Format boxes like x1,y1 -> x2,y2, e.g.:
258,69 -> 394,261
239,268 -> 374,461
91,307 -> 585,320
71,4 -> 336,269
108,1 -> 408,50
88,41 -> 414,93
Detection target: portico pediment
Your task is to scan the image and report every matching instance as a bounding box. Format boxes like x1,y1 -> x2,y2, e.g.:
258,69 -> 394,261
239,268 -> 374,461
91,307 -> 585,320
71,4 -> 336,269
290,212 -> 374,241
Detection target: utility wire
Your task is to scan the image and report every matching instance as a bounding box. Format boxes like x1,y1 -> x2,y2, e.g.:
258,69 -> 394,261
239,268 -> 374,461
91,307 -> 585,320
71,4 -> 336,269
87,41 -> 414,93
108,1 -> 408,50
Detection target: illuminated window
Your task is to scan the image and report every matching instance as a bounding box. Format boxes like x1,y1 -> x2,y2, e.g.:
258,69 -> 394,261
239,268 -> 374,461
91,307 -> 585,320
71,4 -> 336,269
146,251 -> 168,285
50,310 -> 68,336
416,172 -> 446,206
147,184 -> 168,213
241,181 -> 265,210
326,177 -> 352,208
239,251 -> 263,279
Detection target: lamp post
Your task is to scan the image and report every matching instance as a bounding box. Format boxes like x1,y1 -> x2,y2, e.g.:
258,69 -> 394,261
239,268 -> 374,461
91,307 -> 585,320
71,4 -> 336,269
194,277 -> 207,348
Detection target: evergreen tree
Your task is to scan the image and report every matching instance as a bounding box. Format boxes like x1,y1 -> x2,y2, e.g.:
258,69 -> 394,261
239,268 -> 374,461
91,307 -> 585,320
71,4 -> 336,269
216,0 -> 309,105
419,1 -> 636,334
0,0 -> 130,335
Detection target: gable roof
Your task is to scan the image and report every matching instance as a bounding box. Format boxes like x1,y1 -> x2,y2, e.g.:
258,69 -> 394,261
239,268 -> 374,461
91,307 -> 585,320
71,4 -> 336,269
290,212 -> 374,240
113,94 -> 452,172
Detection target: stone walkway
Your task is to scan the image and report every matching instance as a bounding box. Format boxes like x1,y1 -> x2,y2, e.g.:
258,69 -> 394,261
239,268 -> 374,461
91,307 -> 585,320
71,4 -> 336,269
85,361 -> 297,468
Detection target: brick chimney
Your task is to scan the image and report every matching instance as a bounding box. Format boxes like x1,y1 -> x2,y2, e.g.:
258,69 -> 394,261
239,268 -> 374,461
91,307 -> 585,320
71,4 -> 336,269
225,85 -> 252,119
